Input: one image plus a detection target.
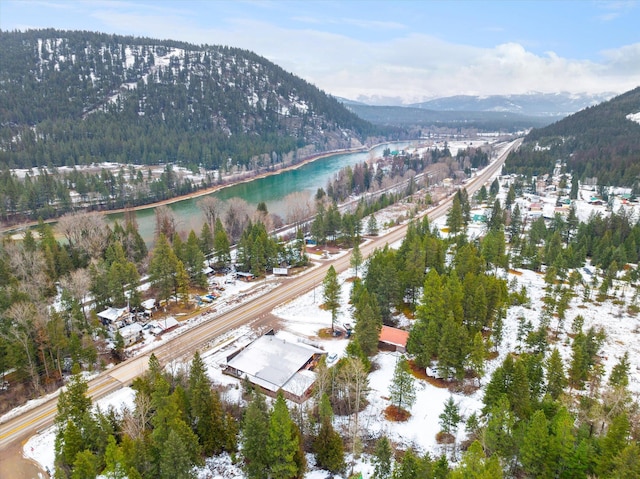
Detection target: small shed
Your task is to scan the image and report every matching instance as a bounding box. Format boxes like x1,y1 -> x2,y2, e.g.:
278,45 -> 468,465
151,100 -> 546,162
148,316 -> 180,336
140,299 -> 156,311
379,326 -> 409,353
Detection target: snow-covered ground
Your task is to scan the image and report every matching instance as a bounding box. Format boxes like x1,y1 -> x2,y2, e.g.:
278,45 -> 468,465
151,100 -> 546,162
23,260 -> 640,477
19,174 -> 640,478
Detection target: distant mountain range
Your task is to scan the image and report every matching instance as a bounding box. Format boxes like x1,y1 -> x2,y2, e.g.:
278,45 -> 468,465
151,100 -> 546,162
339,92 -> 616,131
504,87 -> 640,187
409,92 -> 614,117
0,29 -> 387,170
341,103 -> 558,131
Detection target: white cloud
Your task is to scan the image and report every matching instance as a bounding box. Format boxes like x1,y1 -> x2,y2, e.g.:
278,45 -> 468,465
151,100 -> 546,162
595,0 -> 638,21
57,5 -> 640,104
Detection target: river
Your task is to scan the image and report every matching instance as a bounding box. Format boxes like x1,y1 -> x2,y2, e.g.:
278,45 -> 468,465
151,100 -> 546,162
107,142 -> 415,246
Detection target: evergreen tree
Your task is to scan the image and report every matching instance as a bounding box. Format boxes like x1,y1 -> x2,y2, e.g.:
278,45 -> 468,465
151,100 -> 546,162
486,198 -> 504,232
489,178 -> 500,197
407,269 -> 444,367
389,357 -> 416,413
597,413 -> 630,477
391,448 -> 427,479
520,410 -> 551,478
313,416 -> 345,474
511,358 -> 532,420
322,265 -> 341,333
367,214 -> 379,236
449,440 -> 503,479
483,396 -> 516,460
481,229 -> 507,272
159,429 -> 196,479
568,331 -> 589,389
149,233 -> 181,305
60,419 -> 84,473
184,230 -> 207,288
71,450 -> 99,479
439,397 -> 461,435
353,288 -> 382,356
172,233 -> 185,262
469,331 -> 486,383
364,245 -> 400,322
175,260 -> 190,306
199,222 -> 215,259
546,348 -> 567,400
56,373 -> 92,427
106,242 -> 141,307
241,391 -> 270,479
266,393 -> 300,479
398,235 -> 427,308
188,351 -> 227,456
311,205 -> 326,245
609,351 -> 630,388
549,407 -> 576,478
317,393 -> 334,425
446,195 -> 464,236
213,218 -> 231,267
103,435 -> 126,479
350,241 -> 363,277
373,436 -> 393,479
150,377 -> 202,475
437,313 -> 468,381
610,443 -> 640,479
54,373 -> 97,477
570,175 -> 579,200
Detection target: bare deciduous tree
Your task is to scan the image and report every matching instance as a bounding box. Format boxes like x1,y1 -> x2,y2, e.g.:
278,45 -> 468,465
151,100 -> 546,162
223,197 -> 251,242
57,212 -> 109,259
337,357 -> 369,418
1,301 -> 41,393
59,268 -> 91,318
285,191 -> 315,230
6,242 -> 50,297
121,393 -> 153,439
154,205 -> 177,241
253,209 -> 274,233
198,196 -> 223,231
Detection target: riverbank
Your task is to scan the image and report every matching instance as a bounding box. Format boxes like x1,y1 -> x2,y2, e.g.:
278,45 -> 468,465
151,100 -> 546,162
0,145 -> 369,236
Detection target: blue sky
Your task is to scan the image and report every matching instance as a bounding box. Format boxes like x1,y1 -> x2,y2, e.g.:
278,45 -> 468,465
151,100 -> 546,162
2,0 -> 639,104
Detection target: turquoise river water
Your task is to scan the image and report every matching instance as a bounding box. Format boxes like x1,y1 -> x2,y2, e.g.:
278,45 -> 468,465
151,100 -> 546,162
108,142 -> 415,246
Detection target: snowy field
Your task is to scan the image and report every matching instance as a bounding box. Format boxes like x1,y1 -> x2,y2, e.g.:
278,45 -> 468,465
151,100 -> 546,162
19,177 -> 640,477
23,261 -> 640,477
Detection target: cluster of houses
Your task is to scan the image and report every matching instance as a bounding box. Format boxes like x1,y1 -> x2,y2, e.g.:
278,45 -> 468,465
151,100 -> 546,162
97,298 -> 180,347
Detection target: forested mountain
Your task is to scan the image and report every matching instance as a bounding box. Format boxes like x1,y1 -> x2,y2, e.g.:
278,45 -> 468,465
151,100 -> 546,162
504,86 -> 640,188
343,103 -> 554,131
0,29 -> 385,171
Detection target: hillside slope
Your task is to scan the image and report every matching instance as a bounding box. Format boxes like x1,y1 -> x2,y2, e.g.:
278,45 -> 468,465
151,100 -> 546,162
503,86 -> 640,187
344,103 -> 554,131
0,29 -> 384,170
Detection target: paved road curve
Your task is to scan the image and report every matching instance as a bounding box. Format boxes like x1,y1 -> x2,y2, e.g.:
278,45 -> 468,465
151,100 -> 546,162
0,138 -> 521,452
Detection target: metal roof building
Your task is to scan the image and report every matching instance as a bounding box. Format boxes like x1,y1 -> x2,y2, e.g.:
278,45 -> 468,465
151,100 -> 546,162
225,331 -> 325,402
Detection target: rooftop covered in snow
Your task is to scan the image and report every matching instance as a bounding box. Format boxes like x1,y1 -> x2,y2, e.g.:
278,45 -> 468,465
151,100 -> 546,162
225,331 -> 325,400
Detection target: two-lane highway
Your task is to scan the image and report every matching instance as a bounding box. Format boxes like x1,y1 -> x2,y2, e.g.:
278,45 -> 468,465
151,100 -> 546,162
0,138 -> 521,453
